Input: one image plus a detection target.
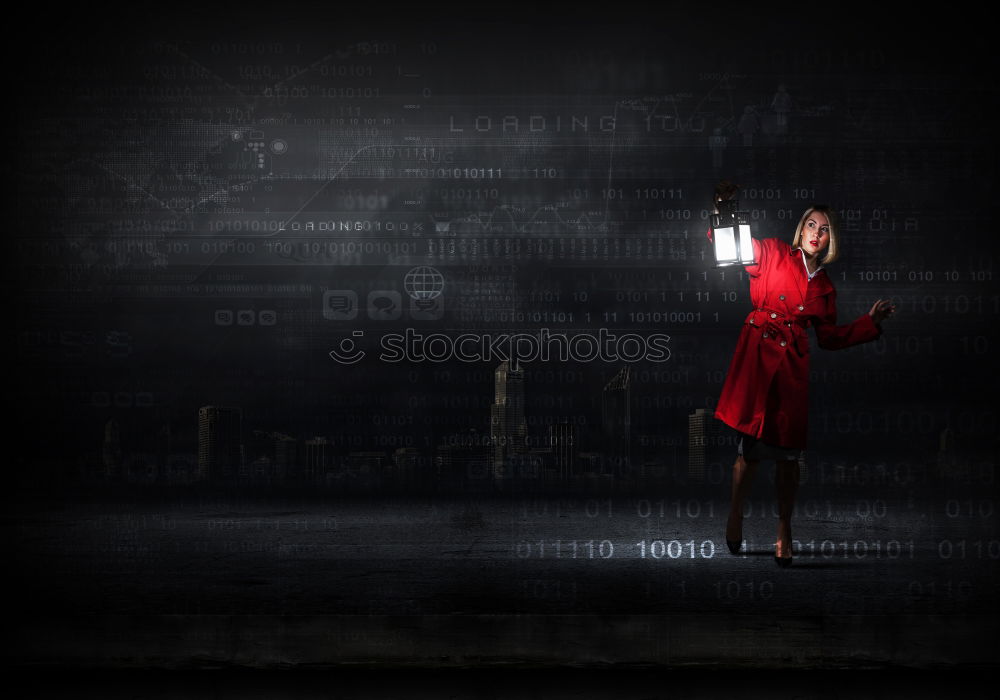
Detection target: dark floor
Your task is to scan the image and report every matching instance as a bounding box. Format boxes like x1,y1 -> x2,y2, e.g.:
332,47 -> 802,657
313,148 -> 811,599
8,485 -> 999,669
8,668 -> 1000,698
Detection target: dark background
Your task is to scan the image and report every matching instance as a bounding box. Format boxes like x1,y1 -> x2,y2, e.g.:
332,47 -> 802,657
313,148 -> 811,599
10,2 -> 999,683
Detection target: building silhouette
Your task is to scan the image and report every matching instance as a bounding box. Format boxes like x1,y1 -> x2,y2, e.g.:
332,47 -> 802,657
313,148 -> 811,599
273,432 -> 297,481
490,359 -> 527,478
247,430 -> 298,484
345,451 -> 387,478
688,408 -> 715,482
602,366 -> 631,475
102,418 -> 122,479
937,423 -> 956,478
197,406 -> 243,482
336,451 -> 385,491
548,421 -> 577,482
303,436 -> 329,484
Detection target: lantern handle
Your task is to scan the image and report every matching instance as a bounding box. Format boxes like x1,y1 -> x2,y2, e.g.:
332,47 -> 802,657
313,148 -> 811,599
713,179 -> 740,213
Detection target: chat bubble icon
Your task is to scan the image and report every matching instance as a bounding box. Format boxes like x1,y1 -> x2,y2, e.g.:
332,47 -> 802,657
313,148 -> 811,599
258,310 -> 277,326
367,291 -> 401,320
323,290 -> 358,320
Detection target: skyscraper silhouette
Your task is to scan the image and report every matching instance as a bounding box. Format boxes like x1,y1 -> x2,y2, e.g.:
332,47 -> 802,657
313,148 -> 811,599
688,407 -> 714,483
602,366 -> 631,475
197,406 -> 243,482
247,430 -> 297,484
548,421 -> 576,483
304,436 -> 329,485
273,432 -> 297,482
490,359 -> 527,478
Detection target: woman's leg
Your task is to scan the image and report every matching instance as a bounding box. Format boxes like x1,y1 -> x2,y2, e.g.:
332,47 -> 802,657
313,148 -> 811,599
726,455 -> 759,546
774,458 -> 800,560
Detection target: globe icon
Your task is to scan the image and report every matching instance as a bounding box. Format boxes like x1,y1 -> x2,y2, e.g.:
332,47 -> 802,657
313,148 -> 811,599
404,266 -> 445,300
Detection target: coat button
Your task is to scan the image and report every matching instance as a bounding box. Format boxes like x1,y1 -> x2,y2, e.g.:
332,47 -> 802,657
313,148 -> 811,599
770,312 -> 777,319
786,321 -> 791,326
779,295 -> 785,300
780,340 -> 787,347
749,319 -> 755,324
798,305 -> 804,311
762,332 -> 769,338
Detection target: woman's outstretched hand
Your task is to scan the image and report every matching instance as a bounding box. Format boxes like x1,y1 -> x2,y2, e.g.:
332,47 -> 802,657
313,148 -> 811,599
868,299 -> 896,324
713,179 -> 739,214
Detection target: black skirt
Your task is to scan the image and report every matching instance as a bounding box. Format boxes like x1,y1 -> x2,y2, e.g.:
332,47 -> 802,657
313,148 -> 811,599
736,431 -> 803,462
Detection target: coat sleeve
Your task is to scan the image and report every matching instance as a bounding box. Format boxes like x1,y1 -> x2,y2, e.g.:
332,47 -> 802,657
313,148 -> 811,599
705,228 -> 765,276
813,289 -> 883,350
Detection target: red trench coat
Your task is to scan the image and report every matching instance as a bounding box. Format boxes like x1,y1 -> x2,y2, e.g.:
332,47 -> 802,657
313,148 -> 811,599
708,232 -> 882,449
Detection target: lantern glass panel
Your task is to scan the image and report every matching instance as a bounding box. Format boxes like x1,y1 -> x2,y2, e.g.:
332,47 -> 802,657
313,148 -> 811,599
738,223 -> 754,263
714,225 -> 737,263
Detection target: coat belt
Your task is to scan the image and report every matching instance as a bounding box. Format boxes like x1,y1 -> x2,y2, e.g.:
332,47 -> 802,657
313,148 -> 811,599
745,308 -> 810,343
747,306 -> 810,326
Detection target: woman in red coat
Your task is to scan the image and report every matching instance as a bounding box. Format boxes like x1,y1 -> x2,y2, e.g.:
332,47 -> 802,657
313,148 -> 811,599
708,201 -> 895,566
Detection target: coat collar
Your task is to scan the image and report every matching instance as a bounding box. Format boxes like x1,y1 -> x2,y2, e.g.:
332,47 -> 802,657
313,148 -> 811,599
797,248 -> 824,280
787,246 -> 834,300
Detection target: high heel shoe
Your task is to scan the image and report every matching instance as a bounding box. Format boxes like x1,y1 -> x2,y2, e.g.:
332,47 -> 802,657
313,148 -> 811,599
725,513 -> 743,555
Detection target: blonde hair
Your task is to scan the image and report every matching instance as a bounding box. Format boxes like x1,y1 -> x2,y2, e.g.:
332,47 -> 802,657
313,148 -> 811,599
791,204 -> 839,265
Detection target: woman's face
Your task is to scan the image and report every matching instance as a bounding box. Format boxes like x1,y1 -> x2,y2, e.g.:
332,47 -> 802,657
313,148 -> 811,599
801,210 -> 831,257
